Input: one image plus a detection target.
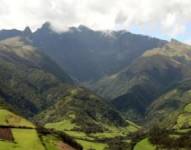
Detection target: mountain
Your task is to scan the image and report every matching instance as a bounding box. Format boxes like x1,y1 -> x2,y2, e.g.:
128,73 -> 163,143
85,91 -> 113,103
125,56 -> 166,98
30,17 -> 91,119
91,40 -> 191,121
35,87 -> 127,132
0,29 -> 22,41
143,40 -> 191,127
1,24 -> 191,149
29,22 -> 166,82
0,23 -> 167,83
0,26 -> 33,41
34,87 -> 139,149
0,36 -> 74,116
0,35 -> 127,125
0,36 -> 139,150
146,79 -> 191,128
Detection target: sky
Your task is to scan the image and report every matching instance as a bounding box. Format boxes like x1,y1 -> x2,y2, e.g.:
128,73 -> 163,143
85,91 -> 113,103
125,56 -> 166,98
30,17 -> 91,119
0,0 -> 191,43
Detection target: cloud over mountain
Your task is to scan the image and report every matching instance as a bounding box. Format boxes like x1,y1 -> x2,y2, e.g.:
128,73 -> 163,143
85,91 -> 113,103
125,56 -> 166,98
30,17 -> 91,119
0,0 -> 191,36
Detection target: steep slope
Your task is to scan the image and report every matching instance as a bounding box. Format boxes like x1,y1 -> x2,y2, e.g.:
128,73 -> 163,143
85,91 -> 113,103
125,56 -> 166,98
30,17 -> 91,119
113,55 -> 191,120
0,107 -> 44,150
0,36 -> 73,83
0,36 -> 134,148
0,36 -> 73,116
93,54 -> 187,99
35,87 -> 127,133
92,40 -> 191,121
30,22 -> 166,82
0,37 -> 138,150
35,87 -> 139,150
0,100 -> 34,127
146,79 -> 191,128
0,29 -> 22,41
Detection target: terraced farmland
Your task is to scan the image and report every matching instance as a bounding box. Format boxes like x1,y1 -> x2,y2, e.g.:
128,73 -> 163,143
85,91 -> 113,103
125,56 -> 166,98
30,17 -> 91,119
0,107 -> 81,150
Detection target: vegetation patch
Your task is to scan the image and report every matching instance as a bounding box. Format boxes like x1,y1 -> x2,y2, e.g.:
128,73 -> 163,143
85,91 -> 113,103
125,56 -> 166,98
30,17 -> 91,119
42,135 -> 61,150
76,139 -> 108,150
184,103 -> 191,112
0,129 -> 44,150
134,138 -> 155,150
45,119 -> 77,131
176,113 -> 191,128
0,109 -> 34,128
12,128 -> 45,150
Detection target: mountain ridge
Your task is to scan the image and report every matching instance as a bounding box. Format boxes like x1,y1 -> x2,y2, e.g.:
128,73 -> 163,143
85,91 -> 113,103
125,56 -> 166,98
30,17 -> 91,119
90,40 -> 191,122
0,22 -> 167,82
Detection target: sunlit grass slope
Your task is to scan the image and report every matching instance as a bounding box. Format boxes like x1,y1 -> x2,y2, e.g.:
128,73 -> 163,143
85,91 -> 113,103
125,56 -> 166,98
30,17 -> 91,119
134,138 -> 156,150
0,109 -> 34,127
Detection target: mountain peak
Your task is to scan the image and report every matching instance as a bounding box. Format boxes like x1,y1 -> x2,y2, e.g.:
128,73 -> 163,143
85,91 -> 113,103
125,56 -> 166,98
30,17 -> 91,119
23,26 -> 32,33
78,25 -> 92,31
23,26 -> 32,36
42,22 -> 51,29
34,22 -> 54,35
68,25 -> 92,33
37,22 -> 52,33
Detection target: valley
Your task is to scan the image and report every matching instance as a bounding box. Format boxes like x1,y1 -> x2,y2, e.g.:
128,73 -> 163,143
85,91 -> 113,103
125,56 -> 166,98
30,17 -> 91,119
0,23 -> 190,150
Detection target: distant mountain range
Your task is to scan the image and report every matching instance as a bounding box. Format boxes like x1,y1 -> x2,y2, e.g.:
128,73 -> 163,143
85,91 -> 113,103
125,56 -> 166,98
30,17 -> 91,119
91,40 -> 191,121
0,22 -> 166,82
0,36 -> 128,131
0,23 -> 191,149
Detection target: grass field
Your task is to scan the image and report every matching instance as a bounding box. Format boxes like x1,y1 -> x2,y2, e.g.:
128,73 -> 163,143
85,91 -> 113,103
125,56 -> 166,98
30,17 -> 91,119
134,138 -> 156,150
64,124 -> 139,150
0,109 -> 34,127
176,113 -> 191,128
46,119 -> 139,139
174,103 -> 191,129
45,119 -> 77,131
42,135 -> 60,150
46,119 -> 139,149
0,129 -> 44,150
65,131 -> 93,140
43,132 -> 109,150
77,139 -> 108,150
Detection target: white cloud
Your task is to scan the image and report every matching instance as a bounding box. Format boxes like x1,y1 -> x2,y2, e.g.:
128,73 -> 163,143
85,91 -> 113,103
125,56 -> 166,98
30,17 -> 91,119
0,0 -> 190,36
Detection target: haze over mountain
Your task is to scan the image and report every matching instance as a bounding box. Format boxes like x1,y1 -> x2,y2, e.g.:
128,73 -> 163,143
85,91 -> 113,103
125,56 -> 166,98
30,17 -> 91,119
0,23 -> 191,149
0,35 -> 139,150
0,22 -> 166,82
0,35 -> 129,128
1,0 -> 191,149
29,22 -> 167,82
0,36 -> 74,116
92,39 -> 191,122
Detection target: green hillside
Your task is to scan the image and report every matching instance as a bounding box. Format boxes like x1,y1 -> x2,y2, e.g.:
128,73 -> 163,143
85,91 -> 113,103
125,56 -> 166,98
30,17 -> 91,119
35,87 -> 127,131
176,103 -> 191,128
0,36 -> 142,150
0,36 -> 74,116
0,109 -> 34,127
0,129 -> 45,150
0,101 -> 34,128
147,79 -> 191,128
90,40 -> 191,122
0,27 -> 191,150
35,87 -> 139,150
133,124 -> 191,150
134,138 -> 155,150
